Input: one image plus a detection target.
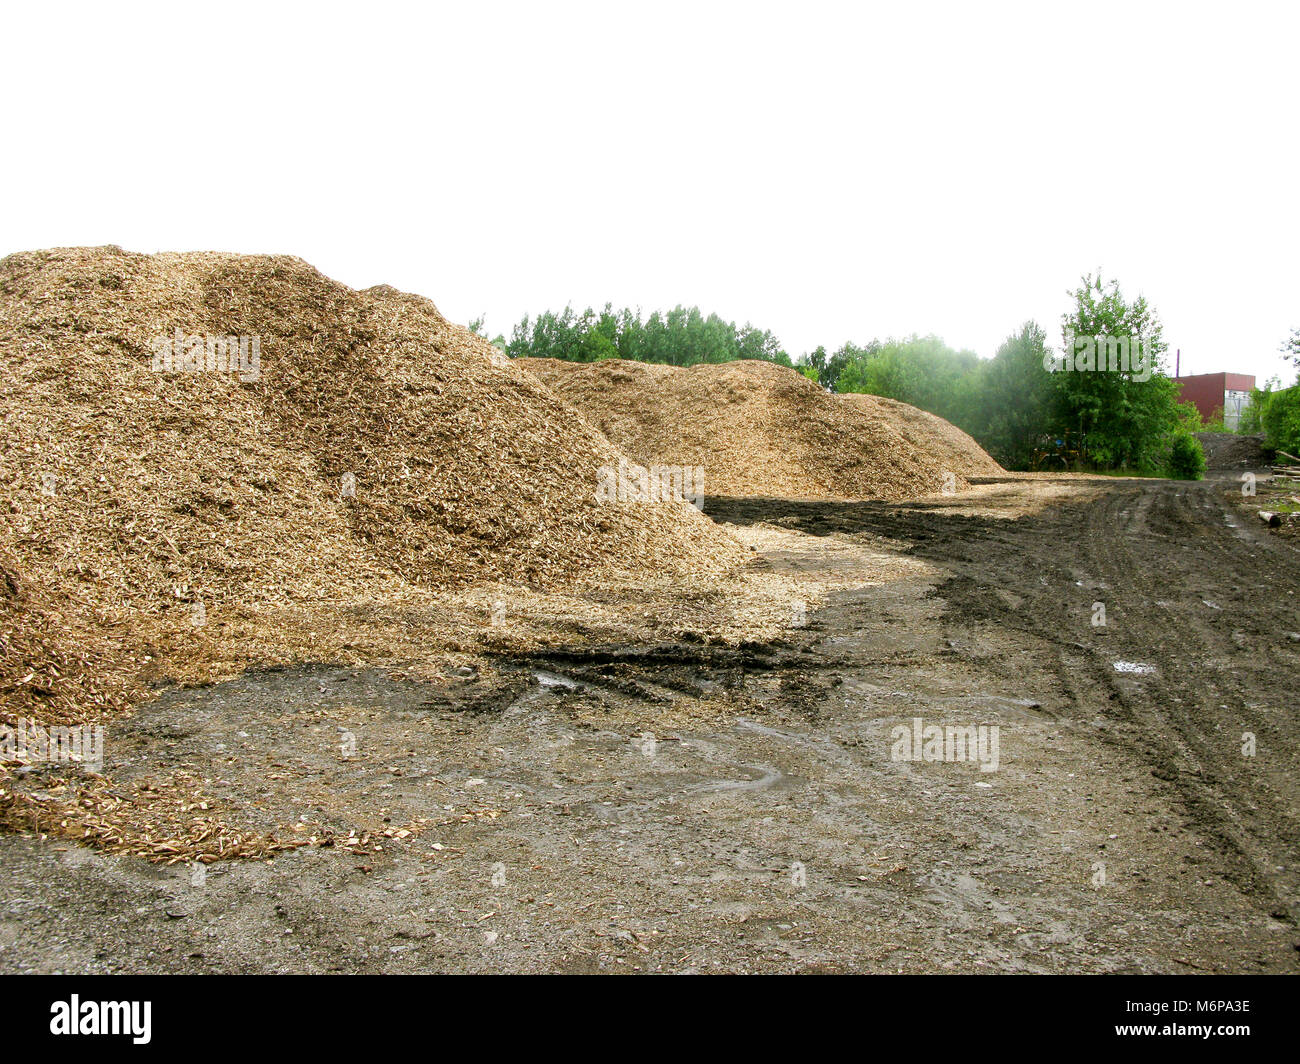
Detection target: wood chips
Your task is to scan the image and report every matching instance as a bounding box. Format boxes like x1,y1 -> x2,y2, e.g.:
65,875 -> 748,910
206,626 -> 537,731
0,248 -> 994,864
517,358 -> 1002,500
0,247 -> 746,734
839,393 -> 1004,477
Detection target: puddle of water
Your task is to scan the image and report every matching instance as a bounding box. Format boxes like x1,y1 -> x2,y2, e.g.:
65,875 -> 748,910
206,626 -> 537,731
533,670 -> 579,690
689,767 -> 786,795
1112,661 -> 1155,675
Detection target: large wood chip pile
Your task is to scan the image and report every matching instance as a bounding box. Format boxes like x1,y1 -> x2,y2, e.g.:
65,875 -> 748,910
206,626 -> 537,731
0,248 -> 744,729
518,358 -> 1001,500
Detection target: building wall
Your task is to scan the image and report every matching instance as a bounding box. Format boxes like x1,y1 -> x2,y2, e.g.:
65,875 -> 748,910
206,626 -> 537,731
1177,372 -> 1256,428
1223,389 -> 1252,430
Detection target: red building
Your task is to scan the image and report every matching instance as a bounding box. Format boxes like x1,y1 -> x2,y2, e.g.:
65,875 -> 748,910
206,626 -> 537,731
1177,372 -> 1256,429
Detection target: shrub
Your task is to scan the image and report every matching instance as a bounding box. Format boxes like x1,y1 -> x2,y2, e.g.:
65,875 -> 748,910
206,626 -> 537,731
1168,433 -> 1206,480
1261,384 -> 1300,457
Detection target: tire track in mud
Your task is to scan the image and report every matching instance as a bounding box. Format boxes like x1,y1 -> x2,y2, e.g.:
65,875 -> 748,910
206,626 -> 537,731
708,480 -> 1300,924
1059,481 -> 1300,918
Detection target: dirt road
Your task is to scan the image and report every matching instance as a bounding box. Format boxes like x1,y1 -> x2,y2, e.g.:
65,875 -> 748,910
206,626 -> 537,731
3,476 -> 1297,973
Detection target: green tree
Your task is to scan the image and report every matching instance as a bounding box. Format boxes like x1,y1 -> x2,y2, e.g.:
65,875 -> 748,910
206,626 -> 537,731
970,322 -> 1057,469
1056,273 -> 1183,472
1238,377 -> 1282,435
1261,384 -> 1300,456
504,304 -> 791,368
801,343 -> 866,390
1283,327 -> 1300,371
835,335 -> 981,426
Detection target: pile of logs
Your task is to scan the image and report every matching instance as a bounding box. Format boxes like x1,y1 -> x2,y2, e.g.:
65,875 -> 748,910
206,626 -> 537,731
1257,452 -> 1300,526
1272,450 -> 1300,483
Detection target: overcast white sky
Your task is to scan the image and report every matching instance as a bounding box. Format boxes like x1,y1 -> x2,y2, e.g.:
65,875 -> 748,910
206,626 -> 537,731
4,1 -> 1297,384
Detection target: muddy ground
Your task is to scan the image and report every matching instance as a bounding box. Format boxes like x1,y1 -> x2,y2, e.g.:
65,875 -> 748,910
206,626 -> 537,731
2,474 -> 1298,973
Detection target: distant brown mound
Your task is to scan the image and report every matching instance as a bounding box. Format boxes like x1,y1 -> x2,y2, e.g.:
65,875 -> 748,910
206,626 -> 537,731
839,393 -> 1004,477
517,357 -> 974,499
0,248 -> 742,724
1195,431 -> 1269,470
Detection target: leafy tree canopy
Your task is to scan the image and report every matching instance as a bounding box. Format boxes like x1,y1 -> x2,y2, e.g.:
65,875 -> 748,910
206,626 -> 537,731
501,304 -> 792,368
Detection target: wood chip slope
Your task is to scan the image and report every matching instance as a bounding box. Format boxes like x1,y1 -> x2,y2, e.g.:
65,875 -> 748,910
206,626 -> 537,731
0,247 -> 742,726
839,393 -> 1004,477
517,357 -> 996,498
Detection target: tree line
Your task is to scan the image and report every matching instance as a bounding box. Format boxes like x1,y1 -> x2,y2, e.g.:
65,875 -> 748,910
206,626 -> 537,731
1239,328 -> 1300,457
478,278 -> 1300,476
803,275 -> 1198,475
479,305 -> 792,368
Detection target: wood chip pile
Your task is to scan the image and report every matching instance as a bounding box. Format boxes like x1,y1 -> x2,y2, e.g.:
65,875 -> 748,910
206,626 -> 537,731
518,358 -> 1000,499
0,247 -> 745,729
839,393 -> 1004,477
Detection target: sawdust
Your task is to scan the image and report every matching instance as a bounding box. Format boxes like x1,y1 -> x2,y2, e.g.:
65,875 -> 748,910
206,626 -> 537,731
0,247 -> 757,733
517,357 -> 994,499
839,393 -> 1004,477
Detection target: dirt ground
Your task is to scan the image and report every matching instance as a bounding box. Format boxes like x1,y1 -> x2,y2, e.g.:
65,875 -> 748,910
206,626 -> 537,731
2,474 -> 1298,974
